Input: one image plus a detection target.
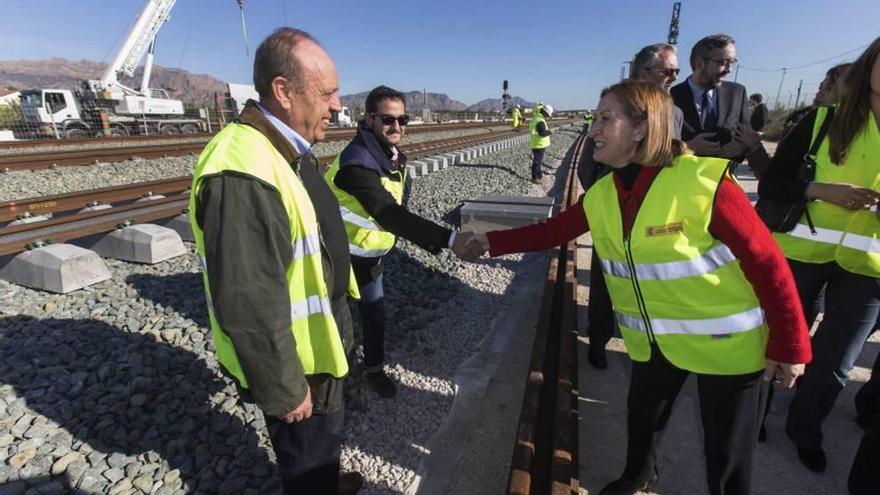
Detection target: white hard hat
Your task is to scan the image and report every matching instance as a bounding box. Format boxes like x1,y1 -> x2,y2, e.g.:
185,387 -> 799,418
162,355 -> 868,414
543,104 -> 554,117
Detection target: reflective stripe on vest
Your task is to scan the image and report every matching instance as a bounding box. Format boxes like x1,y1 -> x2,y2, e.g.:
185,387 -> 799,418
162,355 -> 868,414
775,106 -> 880,277
616,306 -> 764,336
584,154 -> 768,375
324,155 -> 404,258
339,205 -> 384,232
291,294 -> 333,321
190,123 -> 350,385
601,243 -> 736,280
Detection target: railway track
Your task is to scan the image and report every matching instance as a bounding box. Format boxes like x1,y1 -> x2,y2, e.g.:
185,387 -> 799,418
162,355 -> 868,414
0,120 -> 531,153
0,128 -> 534,255
0,124 -> 522,173
507,130 -> 586,495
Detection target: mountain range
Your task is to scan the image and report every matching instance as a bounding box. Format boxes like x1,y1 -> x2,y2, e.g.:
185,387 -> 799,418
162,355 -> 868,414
0,59 -> 534,111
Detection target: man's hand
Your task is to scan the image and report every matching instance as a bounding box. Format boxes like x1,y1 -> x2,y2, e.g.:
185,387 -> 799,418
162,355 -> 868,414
452,232 -> 489,261
686,132 -> 721,155
733,123 -> 763,154
763,359 -> 806,389
717,139 -> 747,160
280,386 -> 312,423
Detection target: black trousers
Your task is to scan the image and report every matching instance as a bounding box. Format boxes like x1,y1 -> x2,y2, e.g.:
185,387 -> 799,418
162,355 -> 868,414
622,347 -> 766,495
587,250 -> 615,348
785,260 -> 880,449
266,409 -> 344,495
531,147 -> 545,180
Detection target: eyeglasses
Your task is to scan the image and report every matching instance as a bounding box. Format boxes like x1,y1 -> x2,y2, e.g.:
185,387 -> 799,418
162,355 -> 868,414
703,57 -> 738,67
654,67 -> 681,78
372,113 -> 410,126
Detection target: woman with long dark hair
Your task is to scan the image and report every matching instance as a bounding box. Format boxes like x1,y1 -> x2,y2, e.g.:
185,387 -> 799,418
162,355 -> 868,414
758,37 -> 880,474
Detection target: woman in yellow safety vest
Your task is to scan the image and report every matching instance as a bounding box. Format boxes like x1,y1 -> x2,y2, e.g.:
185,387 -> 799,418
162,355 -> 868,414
467,80 -> 812,495
757,37 -> 880,476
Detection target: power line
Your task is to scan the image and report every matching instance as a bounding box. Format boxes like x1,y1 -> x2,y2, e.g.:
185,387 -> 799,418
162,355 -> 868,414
739,41 -> 872,73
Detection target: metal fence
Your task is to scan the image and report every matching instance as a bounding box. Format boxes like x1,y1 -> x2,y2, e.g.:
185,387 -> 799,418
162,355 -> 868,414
0,93 -> 242,143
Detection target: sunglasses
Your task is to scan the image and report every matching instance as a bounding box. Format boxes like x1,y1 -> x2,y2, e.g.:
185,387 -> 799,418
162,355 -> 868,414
654,67 -> 681,78
372,113 -> 410,126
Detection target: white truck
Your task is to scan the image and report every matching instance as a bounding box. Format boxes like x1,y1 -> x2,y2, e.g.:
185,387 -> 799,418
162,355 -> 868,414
225,82 -> 352,126
20,0 -> 205,138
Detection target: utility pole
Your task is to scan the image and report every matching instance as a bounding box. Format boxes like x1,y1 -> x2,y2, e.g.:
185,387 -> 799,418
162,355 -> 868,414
667,2 -> 681,45
621,61 -> 632,81
734,64 -> 740,82
774,68 -> 787,110
794,79 -> 804,108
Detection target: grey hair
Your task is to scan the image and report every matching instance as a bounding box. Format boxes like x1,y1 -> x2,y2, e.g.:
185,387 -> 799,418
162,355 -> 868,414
630,43 -> 677,79
253,27 -> 319,100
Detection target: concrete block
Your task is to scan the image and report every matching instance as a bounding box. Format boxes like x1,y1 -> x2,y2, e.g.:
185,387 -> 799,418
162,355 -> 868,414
0,244 -> 110,293
165,213 -> 195,242
91,224 -> 186,264
135,193 -> 166,203
408,161 -> 428,177
460,195 -> 556,234
443,153 -> 459,166
7,213 -> 52,227
78,203 -> 113,214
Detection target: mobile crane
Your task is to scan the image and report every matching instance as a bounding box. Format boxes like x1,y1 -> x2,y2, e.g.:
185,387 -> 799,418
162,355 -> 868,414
19,0 -> 206,138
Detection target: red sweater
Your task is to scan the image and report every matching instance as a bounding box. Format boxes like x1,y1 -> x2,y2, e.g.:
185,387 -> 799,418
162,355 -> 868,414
487,167 -> 812,365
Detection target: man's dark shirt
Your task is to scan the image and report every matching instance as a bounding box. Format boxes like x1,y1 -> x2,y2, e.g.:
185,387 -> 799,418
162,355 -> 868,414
750,103 -> 768,132
332,122 -> 452,255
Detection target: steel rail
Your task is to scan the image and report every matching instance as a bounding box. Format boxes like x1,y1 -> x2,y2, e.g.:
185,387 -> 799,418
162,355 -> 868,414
0,196 -> 188,257
507,129 -> 587,495
0,120 -> 541,152
0,177 -> 192,223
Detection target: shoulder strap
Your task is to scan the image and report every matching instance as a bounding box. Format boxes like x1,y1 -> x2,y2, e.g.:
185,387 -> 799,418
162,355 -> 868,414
809,106 -> 835,157
800,105 -> 835,234
802,106 -> 835,182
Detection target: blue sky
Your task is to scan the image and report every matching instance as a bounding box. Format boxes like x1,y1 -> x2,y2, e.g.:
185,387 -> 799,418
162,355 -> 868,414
2,0 -> 878,109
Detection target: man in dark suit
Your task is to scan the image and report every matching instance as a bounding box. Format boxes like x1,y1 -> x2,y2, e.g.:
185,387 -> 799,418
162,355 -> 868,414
671,34 -> 750,160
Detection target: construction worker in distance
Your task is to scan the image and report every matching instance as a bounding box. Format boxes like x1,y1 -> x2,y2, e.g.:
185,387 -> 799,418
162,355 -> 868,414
324,85 -> 482,399
511,105 -> 523,129
583,110 -> 594,133
529,103 -> 554,184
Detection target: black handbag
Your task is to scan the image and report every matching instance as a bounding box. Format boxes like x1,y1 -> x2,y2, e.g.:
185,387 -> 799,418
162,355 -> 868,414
755,106 -> 835,233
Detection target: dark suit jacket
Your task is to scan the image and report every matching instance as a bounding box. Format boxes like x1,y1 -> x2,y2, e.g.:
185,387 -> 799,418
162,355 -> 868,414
671,79 -> 750,142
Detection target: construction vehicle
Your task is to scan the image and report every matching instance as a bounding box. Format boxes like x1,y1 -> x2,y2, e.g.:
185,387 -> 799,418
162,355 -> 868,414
19,0 -> 206,138
221,82 -> 352,126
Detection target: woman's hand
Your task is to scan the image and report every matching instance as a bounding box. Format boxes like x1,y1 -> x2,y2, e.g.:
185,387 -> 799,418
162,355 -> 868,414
806,182 -> 880,210
763,359 -> 805,389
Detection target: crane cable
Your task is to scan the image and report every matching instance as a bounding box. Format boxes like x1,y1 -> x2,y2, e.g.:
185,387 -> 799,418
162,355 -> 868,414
237,0 -> 249,56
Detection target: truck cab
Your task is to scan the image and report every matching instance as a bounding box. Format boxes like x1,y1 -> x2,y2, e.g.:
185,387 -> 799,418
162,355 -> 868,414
330,106 -> 353,127
20,89 -> 89,138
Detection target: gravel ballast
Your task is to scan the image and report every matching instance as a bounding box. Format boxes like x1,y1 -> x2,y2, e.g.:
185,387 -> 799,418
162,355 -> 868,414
0,126 -> 580,493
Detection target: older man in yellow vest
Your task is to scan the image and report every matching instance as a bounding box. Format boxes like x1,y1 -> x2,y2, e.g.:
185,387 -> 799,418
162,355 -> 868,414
190,28 -> 363,494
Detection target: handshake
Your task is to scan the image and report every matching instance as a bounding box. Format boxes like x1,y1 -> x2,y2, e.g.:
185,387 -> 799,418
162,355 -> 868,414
451,232 -> 490,261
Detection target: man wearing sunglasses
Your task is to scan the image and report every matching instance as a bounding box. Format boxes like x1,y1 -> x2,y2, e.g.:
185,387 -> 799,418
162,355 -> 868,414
577,42 -> 689,370
671,33 -> 752,160
325,85 -> 480,399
